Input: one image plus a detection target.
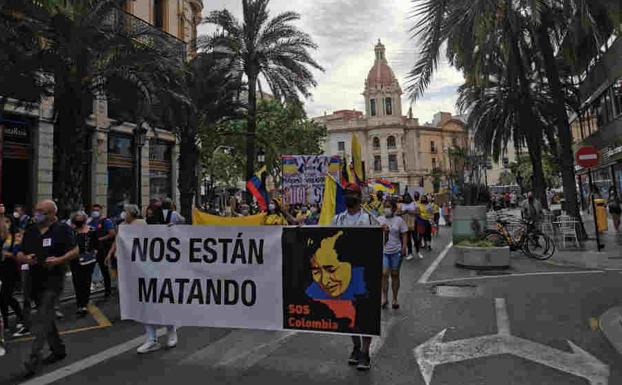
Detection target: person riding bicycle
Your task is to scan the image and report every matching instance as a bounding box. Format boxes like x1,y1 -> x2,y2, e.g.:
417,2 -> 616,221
521,192 -> 543,224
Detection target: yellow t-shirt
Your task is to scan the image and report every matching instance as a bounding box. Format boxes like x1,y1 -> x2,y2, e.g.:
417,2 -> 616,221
416,202 -> 430,221
264,214 -> 288,226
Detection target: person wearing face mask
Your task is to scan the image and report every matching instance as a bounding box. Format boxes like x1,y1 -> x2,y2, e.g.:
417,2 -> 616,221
88,204 -> 115,299
521,191 -> 543,223
264,199 -> 295,225
1,216 -> 25,337
305,204 -> 320,225
377,199 -> 408,310
69,212 -> 97,316
330,183 -> 377,371
13,205 -> 30,230
17,200 -> 79,377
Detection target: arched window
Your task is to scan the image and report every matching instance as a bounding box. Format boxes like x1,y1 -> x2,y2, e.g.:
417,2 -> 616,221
387,136 -> 396,149
385,97 -> 392,115
373,137 -> 380,149
370,99 -> 377,116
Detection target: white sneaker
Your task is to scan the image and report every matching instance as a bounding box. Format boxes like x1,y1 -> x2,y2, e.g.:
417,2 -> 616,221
418,253 -> 424,259
0,344 -> 6,357
137,340 -> 161,354
406,254 -> 414,261
166,328 -> 178,348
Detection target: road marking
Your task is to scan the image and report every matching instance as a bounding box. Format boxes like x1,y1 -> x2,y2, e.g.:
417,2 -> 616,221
88,304 -> 112,327
495,298 -> 510,336
425,270 -> 605,285
413,298 -> 609,385
21,328 -> 168,385
180,330 -> 296,371
418,242 -> 453,284
370,315 -> 405,358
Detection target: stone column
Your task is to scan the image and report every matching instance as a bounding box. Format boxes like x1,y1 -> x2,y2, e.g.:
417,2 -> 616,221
141,139 -> 150,209
33,96 -> 54,202
92,96 -> 109,214
171,141 -> 180,209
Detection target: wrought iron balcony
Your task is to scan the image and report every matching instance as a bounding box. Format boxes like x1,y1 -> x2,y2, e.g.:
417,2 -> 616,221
104,6 -> 186,61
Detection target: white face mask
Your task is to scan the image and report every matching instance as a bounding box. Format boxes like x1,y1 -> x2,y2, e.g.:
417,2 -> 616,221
268,204 -> 276,212
120,212 -> 127,220
384,208 -> 393,217
13,212 -> 20,219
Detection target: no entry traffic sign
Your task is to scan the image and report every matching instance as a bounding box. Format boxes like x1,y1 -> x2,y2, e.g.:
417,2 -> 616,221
576,146 -> 600,169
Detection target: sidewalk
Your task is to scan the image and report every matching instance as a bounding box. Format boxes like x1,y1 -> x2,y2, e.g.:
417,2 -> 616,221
547,215 -> 622,270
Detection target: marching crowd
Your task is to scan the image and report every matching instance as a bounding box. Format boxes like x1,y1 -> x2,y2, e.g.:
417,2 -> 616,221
0,190 -> 450,374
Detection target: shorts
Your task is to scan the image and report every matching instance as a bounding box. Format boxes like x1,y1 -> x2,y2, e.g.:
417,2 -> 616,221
383,252 -> 402,271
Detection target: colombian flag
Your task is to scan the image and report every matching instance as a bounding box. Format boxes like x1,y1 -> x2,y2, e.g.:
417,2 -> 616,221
319,174 -> 346,225
282,156 -> 298,175
373,178 -> 395,194
351,134 -> 364,183
328,155 -> 340,176
246,165 -> 269,211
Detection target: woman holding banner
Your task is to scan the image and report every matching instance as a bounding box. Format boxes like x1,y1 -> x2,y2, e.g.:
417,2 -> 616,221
106,204 -> 178,354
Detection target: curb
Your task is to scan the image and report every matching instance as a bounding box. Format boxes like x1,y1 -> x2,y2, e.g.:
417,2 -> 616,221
599,306 -> 622,356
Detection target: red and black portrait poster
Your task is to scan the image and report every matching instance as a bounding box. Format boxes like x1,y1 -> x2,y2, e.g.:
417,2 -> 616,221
282,227 -> 383,336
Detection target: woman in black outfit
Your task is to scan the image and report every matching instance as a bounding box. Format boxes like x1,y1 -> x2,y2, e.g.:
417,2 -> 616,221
70,212 -> 98,316
1,216 -> 24,332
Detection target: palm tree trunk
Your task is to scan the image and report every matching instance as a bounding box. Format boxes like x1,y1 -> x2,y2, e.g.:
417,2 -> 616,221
245,71 -> 258,203
178,125 -> 197,222
536,14 -> 584,231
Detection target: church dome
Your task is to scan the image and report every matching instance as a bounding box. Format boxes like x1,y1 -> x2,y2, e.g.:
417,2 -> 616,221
366,40 -> 397,88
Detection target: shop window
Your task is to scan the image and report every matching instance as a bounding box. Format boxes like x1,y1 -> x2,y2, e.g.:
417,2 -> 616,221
374,155 -> 382,172
387,136 -> 396,149
373,137 -> 380,150
149,140 -> 172,199
389,154 -> 398,171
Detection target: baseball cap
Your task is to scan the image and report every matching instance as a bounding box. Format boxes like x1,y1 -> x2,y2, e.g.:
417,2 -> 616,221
344,183 -> 362,195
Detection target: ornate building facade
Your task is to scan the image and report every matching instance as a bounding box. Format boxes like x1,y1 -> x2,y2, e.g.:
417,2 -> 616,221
314,40 -> 468,194
0,0 -> 203,216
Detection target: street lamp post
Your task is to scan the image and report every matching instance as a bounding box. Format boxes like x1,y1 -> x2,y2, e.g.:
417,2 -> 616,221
134,123 -> 148,209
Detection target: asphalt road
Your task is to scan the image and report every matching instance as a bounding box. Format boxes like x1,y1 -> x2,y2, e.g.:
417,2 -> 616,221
1,227 -> 621,385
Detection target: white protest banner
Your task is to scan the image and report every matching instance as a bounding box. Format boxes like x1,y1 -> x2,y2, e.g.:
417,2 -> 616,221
282,155 -> 341,205
117,225 -> 383,336
117,225 -> 283,330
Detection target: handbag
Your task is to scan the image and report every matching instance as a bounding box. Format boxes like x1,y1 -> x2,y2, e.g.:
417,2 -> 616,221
79,251 -> 96,266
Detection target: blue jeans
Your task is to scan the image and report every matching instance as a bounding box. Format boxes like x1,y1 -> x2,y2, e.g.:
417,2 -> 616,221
144,324 -> 176,342
383,252 -> 402,271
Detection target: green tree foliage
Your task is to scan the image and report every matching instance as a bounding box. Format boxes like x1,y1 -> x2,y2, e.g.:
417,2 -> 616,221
200,99 -> 326,188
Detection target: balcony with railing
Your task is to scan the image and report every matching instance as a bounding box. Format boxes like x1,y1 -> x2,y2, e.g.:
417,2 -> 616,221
104,6 -> 187,62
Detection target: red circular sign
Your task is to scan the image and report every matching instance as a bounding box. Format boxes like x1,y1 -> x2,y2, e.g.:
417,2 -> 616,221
576,146 -> 600,168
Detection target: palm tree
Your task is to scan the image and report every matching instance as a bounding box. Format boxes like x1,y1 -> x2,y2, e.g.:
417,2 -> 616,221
202,0 -> 323,197
155,52 -> 244,221
29,0 -> 183,216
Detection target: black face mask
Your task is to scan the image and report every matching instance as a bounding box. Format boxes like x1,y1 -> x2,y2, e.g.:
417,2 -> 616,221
345,195 -> 360,209
73,221 -> 85,228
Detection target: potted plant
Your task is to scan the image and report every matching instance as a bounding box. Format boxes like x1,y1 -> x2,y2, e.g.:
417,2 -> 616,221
454,218 -> 510,269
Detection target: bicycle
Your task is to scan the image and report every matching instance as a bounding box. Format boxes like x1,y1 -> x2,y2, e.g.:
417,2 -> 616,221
484,215 -> 556,260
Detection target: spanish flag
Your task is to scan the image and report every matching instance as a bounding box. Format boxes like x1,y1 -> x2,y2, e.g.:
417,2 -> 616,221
351,134 -> 364,183
319,174 -> 346,225
246,165 -> 269,211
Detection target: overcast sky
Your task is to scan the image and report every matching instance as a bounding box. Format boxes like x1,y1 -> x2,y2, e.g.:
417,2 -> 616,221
198,0 -> 464,123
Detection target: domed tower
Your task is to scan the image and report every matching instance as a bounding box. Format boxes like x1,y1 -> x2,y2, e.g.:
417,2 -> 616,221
363,40 -> 403,118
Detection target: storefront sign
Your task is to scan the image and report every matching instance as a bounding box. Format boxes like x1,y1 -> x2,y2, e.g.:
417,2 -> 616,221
0,119 -> 30,144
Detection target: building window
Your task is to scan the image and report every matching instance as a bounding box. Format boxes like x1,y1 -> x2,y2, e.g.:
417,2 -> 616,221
107,134 -> 135,217
149,140 -> 172,200
387,136 -> 396,149
154,0 -> 167,30
452,137 -> 457,147
370,99 -> 377,116
389,155 -> 398,171
431,141 -> 436,153
374,155 -> 382,172
613,79 -> 622,117
432,157 -> 436,169
338,141 -> 345,152
385,97 -> 392,115
373,137 -> 380,149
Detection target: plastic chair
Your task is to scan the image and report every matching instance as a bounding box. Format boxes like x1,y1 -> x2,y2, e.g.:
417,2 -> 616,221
541,212 -> 555,236
559,215 -> 579,248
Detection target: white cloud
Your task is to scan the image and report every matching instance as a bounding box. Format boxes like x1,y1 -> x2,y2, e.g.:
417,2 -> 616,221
201,0 -> 464,123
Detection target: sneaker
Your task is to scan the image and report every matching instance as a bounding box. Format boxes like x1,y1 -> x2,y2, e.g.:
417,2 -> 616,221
137,340 -> 161,354
15,323 -> 24,330
23,357 -> 40,378
418,253 -> 424,259
166,328 -> 178,348
55,310 -> 64,320
348,347 -> 361,366
76,307 -> 88,316
357,352 -> 371,371
0,344 -> 6,357
12,326 -> 30,337
406,254 -> 414,261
